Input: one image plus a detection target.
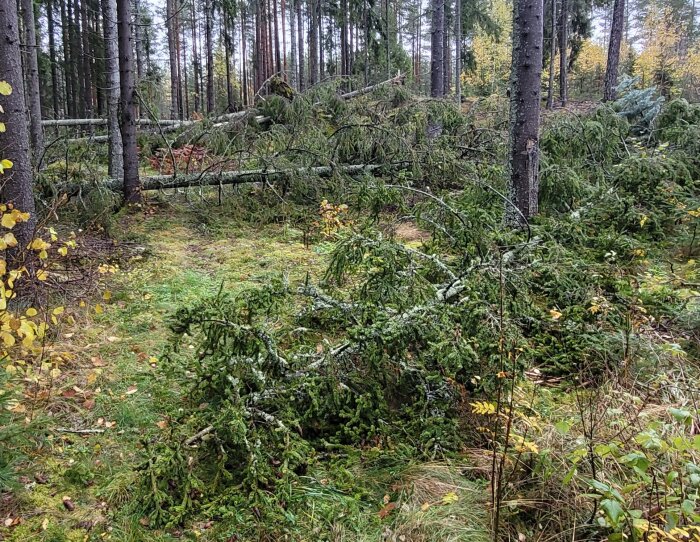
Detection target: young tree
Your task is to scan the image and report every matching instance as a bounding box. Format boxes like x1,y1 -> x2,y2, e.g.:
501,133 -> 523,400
603,0 -> 624,100
117,0 -> 141,203
21,0 -> 45,169
102,0 -> 123,180
0,2 -> 37,250
507,0 -> 544,223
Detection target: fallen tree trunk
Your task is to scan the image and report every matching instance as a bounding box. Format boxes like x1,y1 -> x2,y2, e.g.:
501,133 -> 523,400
42,118 -> 191,128
339,73 -> 405,100
58,162 -> 413,196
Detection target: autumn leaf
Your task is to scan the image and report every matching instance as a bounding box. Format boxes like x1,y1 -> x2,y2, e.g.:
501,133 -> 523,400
441,492 -> 459,505
378,501 -> 397,519
0,81 -> 12,95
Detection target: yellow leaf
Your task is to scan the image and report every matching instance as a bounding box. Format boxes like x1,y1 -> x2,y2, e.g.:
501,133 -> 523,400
0,159 -> 11,173
0,259 -> 5,276
25,308 -> 37,317
52,306 -> 64,315
0,81 -> 12,95
94,304 -> 103,314
3,233 -> 17,247
1,213 -> 17,229
441,492 -> 459,505
0,123 -> 5,134
58,246 -> 68,256
1,331 -> 15,347
36,269 -> 48,281
103,290 -> 112,301
549,309 -> 563,321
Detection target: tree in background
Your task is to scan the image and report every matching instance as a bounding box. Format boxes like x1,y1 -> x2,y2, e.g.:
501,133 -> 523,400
21,0 -> 45,169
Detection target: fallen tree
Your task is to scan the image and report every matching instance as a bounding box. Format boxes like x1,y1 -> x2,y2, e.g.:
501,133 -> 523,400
57,162 -> 414,196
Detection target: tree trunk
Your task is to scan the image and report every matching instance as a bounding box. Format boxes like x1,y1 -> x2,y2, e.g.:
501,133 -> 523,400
430,0 -> 445,97
558,0 -> 568,105
507,0 -> 543,223
191,0 -> 201,113
117,0 -> 141,203
80,0 -> 94,120
309,0 -> 319,85
21,0 -> 45,169
205,0 -> 215,113
603,0 -> 624,101
547,0 -> 556,109
0,1 -> 37,251
297,0 -> 304,89
46,0 -> 61,118
455,0 -> 461,104
166,0 -> 180,119
102,0 -> 123,181
290,0 -> 297,87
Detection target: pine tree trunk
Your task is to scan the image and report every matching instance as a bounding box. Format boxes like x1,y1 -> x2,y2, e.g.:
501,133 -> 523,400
117,0 -> 141,203
430,0 -> 444,97
102,0 -> 123,180
547,0 -> 556,109
46,0 -> 61,118
80,0 -> 94,120
166,0 -> 180,119
455,0 -> 461,104
558,0 -> 568,105
192,0 -> 201,113
603,0 -> 624,101
60,0 -> 75,117
297,0 -> 304,89
21,0 -> 45,169
0,1 -> 37,252
340,0 -> 348,76
205,0 -> 214,113
309,0 -> 319,85
290,0 -> 297,87
273,0 -> 281,73
507,0 -> 543,223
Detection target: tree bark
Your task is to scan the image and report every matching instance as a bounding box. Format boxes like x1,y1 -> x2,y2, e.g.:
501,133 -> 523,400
430,0 -> 445,97
102,0 -> 123,181
547,0 -> 556,109
46,0 -> 61,119
455,0 -> 461,104
166,0 -> 180,119
309,0 -> 319,85
0,1 -> 38,251
507,0 -> 543,223
117,0 -> 141,203
21,0 -> 45,169
290,0 -> 298,87
603,0 -> 624,101
80,0 -> 94,120
297,0 -> 304,89
205,0 -> 215,113
558,0 -> 568,106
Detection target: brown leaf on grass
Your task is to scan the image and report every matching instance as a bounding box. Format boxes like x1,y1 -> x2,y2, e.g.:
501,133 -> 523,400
378,502 -> 397,519
83,399 -> 95,410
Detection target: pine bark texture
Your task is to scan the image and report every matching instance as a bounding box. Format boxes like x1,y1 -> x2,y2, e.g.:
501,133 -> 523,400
0,2 -> 38,250
102,0 -> 123,181
507,0 -> 543,223
430,0 -> 445,97
558,0 -> 568,105
117,0 -> 141,203
603,0 -> 625,101
21,0 -> 45,169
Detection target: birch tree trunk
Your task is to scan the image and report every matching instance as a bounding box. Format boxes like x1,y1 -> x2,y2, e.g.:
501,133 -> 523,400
507,0 -> 544,223
603,0 -> 624,101
117,0 -> 141,203
0,1 -> 37,252
21,0 -> 45,169
102,0 -> 123,181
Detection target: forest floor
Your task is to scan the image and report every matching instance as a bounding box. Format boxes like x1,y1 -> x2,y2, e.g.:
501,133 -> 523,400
2,198 -> 494,542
